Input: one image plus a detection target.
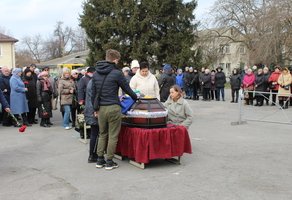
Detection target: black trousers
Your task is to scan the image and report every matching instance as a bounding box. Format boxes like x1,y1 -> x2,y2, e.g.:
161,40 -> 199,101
89,125 -> 99,156
1,110 -> 13,126
231,89 -> 239,102
203,88 -> 210,100
27,107 -> 37,124
271,90 -> 278,105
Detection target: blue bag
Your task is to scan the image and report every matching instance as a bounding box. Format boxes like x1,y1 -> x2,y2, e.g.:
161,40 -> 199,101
120,96 -> 135,114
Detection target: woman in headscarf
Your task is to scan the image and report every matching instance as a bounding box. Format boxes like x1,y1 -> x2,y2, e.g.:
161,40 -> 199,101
9,68 -> 29,126
36,71 -> 53,127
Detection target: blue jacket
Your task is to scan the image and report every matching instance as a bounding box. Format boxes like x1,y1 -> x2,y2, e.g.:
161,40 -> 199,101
176,74 -> 184,89
10,75 -> 29,114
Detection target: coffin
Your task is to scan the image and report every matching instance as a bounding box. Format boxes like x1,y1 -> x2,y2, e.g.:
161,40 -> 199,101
122,98 -> 168,128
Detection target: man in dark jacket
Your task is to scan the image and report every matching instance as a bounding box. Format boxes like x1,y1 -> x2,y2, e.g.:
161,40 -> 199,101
201,69 -> 211,101
0,67 -> 12,126
230,68 -> 241,103
0,89 -> 10,114
158,64 -> 176,102
78,66 -> 95,105
215,67 -> 226,101
92,49 -> 137,170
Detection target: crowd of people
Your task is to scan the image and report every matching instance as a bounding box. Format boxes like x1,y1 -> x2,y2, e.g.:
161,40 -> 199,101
1,48 -> 291,169
0,49 -> 194,170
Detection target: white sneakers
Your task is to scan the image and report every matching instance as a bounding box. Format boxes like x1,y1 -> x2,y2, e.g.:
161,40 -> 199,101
65,126 -> 72,130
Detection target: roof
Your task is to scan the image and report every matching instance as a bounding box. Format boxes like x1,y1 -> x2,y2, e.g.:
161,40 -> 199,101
0,33 -> 18,43
39,50 -> 89,66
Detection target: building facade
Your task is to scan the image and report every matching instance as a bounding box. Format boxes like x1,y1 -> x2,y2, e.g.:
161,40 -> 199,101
196,28 -> 249,76
0,33 -> 18,68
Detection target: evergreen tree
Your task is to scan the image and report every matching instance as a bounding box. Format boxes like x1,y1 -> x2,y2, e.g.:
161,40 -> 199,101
80,0 -> 198,67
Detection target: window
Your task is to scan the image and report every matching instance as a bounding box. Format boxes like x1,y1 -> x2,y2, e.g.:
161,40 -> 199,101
219,45 -> 224,54
225,45 -> 230,54
239,45 -> 245,54
226,63 -> 231,71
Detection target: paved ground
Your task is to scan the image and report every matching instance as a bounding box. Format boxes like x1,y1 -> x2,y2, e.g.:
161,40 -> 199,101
1,92 -> 292,200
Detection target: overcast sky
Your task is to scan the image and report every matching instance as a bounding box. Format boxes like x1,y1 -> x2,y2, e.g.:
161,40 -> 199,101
0,0 -> 215,40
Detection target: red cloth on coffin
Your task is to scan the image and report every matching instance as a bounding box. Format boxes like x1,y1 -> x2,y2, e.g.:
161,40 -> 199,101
116,124 -> 192,164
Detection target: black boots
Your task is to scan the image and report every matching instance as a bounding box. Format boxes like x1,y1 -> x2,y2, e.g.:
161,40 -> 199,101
40,118 -> 51,127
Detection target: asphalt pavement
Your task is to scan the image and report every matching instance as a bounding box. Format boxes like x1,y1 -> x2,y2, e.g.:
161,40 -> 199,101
0,92 -> 291,200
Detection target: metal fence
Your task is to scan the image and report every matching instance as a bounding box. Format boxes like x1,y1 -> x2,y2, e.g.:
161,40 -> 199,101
231,90 -> 292,125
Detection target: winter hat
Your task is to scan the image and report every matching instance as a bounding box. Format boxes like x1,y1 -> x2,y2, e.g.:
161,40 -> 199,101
163,64 -> 172,72
122,66 -> 130,73
87,66 -> 95,73
38,71 -> 48,78
130,60 -> 140,69
71,69 -> 79,75
12,68 -> 22,76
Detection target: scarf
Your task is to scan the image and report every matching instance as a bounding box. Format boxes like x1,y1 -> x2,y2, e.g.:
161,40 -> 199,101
40,79 -> 51,91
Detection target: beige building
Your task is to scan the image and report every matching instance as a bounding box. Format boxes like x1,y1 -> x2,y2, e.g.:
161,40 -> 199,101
196,28 -> 249,76
0,33 -> 18,68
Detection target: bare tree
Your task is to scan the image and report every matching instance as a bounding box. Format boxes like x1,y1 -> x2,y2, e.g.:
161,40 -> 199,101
210,0 -> 292,66
22,34 -> 44,63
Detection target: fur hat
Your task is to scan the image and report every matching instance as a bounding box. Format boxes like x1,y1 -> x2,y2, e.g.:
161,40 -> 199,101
130,60 -> 140,69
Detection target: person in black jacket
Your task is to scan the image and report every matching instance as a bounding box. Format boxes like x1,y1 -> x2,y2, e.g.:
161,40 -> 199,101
84,80 -> 99,163
263,67 -> 271,105
230,68 -> 241,103
92,49 -> 137,170
215,67 -> 226,101
0,67 -> 12,126
201,69 -> 211,101
158,64 -> 176,102
78,67 -> 95,105
191,68 -> 200,100
23,68 -> 38,124
254,68 -> 266,106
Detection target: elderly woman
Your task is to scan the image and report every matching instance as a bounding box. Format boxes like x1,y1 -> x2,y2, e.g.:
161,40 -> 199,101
277,67 -> 292,109
164,85 -> 193,129
242,68 -> 255,105
130,61 -> 160,100
58,69 -> 75,129
10,68 -> 29,126
37,71 -> 53,127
